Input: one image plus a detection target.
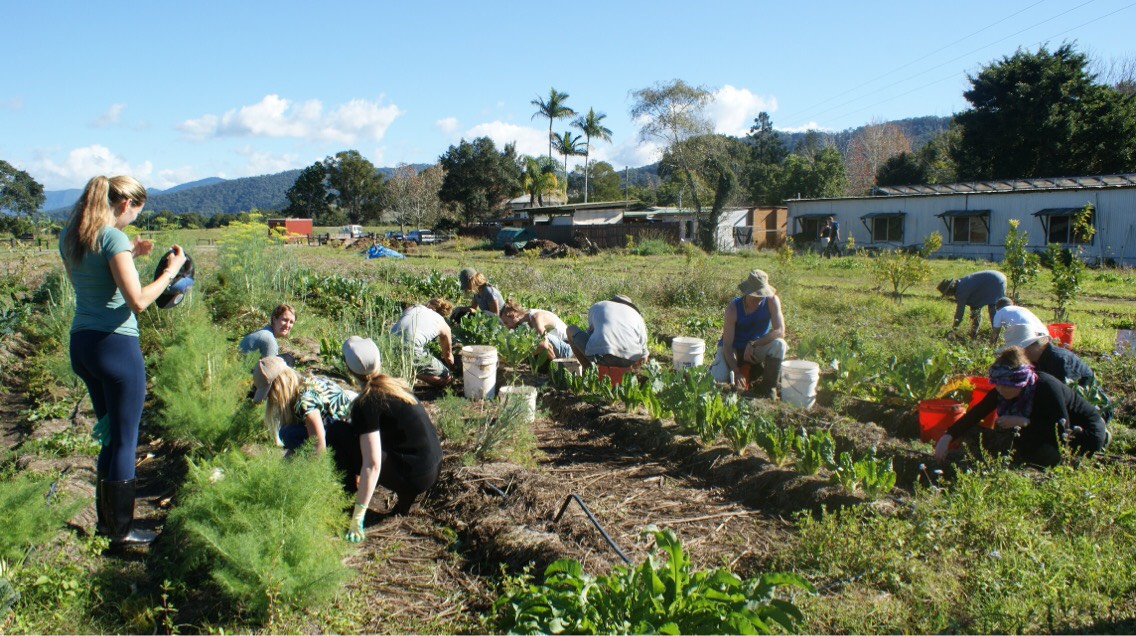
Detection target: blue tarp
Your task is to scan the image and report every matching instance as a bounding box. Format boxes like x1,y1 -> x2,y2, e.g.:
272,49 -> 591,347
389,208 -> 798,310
366,245 -> 405,259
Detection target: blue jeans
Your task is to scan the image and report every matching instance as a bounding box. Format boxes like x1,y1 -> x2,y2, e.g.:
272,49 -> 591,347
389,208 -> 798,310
70,330 -> 146,481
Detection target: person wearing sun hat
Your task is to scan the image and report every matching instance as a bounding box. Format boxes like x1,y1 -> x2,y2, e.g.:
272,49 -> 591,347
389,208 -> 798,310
938,269 -> 1007,337
457,267 -> 504,317
253,356 -> 354,452
990,297 -> 1047,344
934,345 -> 1108,466
332,336 -> 442,542
709,269 -> 787,398
567,294 -> 649,370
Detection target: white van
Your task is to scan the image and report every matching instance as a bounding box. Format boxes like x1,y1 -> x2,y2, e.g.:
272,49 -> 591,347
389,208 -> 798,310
341,225 -> 365,239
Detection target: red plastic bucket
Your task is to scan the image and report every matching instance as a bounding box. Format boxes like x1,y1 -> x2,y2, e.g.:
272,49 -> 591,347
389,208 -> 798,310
598,365 -> 628,386
967,376 -> 997,430
1047,323 -> 1075,349
918,399 -> 966,444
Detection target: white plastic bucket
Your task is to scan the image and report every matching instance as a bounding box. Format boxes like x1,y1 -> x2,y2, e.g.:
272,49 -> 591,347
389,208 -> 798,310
780,360 -> 820,409
553,357 -> 582,376
498,385 -> 538,423
461,345 -> 499,400
671,336 -> 706,371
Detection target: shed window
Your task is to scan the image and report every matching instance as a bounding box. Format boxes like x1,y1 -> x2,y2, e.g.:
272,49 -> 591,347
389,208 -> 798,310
861,212 -> 905,243
937,210 -> 991,244
794,215 -> 830,239
1035,208 -> 1094,245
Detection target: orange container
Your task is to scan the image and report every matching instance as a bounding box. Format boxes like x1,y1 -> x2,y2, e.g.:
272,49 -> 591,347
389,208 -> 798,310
1047,323 -> 1075,349
598,365 -> 628,386
918,399 -> 966,444
967,376 -> 997,430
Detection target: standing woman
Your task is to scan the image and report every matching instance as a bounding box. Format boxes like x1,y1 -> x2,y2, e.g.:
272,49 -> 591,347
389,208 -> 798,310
59,175 -> 187,547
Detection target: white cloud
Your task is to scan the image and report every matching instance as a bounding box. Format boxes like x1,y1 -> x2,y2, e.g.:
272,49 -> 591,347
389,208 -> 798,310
435,117 -> 459,133
233,145 -> 303,177
707,85 -> 778,136
463,121 -> 549,158
603,136 -> 664,169
777,121 -> 832,133
35,145 -> 157,189
92,103 -> 126,128
177,94 -> 403,144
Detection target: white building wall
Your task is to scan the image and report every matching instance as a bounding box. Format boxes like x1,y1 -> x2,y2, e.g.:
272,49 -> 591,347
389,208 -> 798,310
787,186 -> 1136,264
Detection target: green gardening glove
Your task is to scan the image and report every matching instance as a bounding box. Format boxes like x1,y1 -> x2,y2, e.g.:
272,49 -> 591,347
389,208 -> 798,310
345,503 -> 367,542
91,415 -> 110,446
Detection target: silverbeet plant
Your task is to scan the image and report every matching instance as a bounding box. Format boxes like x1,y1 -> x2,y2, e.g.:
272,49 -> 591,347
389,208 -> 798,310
493,526 -> 813,635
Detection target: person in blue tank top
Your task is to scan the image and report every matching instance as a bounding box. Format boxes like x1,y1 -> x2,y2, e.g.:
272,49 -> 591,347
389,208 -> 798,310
709,269 -> 788,398
59,175 -> 187,548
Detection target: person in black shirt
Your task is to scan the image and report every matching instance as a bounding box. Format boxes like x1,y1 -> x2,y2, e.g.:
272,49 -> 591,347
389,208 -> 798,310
1001,323 -> 1110,419
934,346 -> 1108,467
334,337 -> 443,542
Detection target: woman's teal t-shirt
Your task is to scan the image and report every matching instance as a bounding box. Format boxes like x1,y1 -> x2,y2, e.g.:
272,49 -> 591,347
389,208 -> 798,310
60,226 -> 138,337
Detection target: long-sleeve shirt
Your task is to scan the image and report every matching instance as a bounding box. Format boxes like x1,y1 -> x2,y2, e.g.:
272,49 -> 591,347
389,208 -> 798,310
953,270 -> 1006,323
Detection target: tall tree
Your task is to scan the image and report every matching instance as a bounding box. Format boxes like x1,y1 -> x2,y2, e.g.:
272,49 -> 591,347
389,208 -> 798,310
746,112 -> 789,205
386,163 -> 446,231
845,120 -> 910,195
572,108 -> 613,202
551,130 -> 585,185
952,44 -> 1136,179
630,79 -> 713,246
438,137 -> 523,222
531,87 -> 576,163
0,160 -> 46,233
875,152 -> 928,188
283,162 -> 332,222
324,151 -> 385,224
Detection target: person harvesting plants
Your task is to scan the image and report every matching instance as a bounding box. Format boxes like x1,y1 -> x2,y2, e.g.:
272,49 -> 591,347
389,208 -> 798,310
938,269 -> 1006,337
708,269 -> 788,399
567,295 -> 649,371
59,174 -> 187,547
390,297 -> 455,388
499,300 -> 573,362
239,303 -> 297,365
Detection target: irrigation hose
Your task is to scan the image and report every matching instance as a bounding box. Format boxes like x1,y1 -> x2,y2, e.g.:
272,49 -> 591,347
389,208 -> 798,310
553,494 -> 632,565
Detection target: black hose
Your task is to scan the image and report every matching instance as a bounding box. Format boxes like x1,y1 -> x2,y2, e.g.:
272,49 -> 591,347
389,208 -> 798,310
553,493 -> 632,565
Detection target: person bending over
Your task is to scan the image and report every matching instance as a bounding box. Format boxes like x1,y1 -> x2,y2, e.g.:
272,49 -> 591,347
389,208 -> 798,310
938,269 -> 1007,338
499,300 -> 573,362
253,356 -> 354,453
390,298 -> 455,387
567,295 -> 649,370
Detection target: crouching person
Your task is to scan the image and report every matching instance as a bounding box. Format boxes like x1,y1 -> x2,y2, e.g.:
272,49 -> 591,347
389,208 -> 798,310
390,298 -> 455,388
252,356 -> 354,452
334,337 -> 443,542
709,269 -> 787,398
567,295 -> 649,371
499,300 -> 573,363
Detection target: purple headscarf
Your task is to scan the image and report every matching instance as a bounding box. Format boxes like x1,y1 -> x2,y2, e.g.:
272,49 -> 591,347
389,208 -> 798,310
989,363 -> 1038,418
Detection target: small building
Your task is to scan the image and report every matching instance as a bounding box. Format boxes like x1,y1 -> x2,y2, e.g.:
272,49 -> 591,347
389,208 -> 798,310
267,218 -> 313,237
786,174 -> 1136,264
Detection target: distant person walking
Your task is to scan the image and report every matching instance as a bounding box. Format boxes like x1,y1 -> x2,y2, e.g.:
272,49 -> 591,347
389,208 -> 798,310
59,175 -> 187,547
821,215 -> 842,258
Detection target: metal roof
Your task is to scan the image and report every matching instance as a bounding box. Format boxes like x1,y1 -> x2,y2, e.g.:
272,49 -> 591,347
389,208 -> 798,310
872,173 -> 1136,197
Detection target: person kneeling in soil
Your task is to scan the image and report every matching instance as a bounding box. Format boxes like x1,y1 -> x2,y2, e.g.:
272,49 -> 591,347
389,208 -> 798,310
1002,323 -> 1111,420
989,297 -> 1047,345
390,298 -> 455,388
451,267 -> 504,322
239,303 -> 297,365
253,356 -> 355,452
333,337 -> 443,541
709,269 -> 787,399
567,295 -> 649,371
933,346 -> 1109,467
938,269 -> 1006,338
499,300 -> 573,363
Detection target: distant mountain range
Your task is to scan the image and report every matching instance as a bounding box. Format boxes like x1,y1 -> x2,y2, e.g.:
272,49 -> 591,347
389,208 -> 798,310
38,116 -> 950,217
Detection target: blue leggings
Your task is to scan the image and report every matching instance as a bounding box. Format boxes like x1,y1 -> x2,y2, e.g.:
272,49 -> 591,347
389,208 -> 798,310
70,330 -> 146,480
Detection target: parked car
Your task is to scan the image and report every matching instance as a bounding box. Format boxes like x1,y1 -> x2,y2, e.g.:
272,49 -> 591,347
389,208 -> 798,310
384,230 -> 405,241
407,229 -> 436,244
341,224 -> 365,239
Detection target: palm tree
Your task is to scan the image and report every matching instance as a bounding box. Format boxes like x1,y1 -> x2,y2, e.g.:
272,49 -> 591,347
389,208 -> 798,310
551,130 -> 585,186
531,88 -> 576,163
522,156 -> 559,207
572,108 -> 613,203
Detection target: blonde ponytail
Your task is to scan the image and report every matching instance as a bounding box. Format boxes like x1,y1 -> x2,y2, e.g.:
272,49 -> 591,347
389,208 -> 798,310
357,372 -> 417,405
61,175 -> 147,266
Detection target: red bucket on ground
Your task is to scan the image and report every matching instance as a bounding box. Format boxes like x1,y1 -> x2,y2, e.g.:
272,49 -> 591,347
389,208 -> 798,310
918,399 -> 967,444
597,365 -> 628,386
967,376 -> 997,430
1047,323 -> 1075,349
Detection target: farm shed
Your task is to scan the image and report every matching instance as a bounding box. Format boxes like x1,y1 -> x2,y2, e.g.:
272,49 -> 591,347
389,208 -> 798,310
786,174 -> 1136,264
267,218 -> 313,237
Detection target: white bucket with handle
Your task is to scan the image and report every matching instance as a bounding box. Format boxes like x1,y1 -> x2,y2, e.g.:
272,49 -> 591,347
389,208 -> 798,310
462,345 -> 499,400
780,360 -> 820,409
671,336 -> 706,371
498,385 -> 538,423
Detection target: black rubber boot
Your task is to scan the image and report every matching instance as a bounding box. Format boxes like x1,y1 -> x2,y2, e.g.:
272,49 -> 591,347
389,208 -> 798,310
100,479 -> 157,547
756,357 -> 783,400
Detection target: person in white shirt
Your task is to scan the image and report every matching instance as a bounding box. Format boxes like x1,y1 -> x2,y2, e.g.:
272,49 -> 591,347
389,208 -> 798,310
390,298 -> 454,387
991,297 -> 1047,344
499,300 -> 572,362
567,295 -> 649,369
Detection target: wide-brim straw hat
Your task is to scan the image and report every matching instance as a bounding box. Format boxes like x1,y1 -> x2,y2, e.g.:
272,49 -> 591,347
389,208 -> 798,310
738,269 -> 776,297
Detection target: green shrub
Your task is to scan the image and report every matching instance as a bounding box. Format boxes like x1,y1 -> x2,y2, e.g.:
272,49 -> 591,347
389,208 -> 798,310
494,526 -> 812,634
152,300 -> 263,457
163,449 -> 351,621
0,472 -> 83,562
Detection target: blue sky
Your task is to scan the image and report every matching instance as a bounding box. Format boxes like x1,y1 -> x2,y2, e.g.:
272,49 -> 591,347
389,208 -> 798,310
2,0 -> 1133,191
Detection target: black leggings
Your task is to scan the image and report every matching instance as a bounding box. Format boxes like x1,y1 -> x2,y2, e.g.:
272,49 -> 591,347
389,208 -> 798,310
70,330 -> 146,480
